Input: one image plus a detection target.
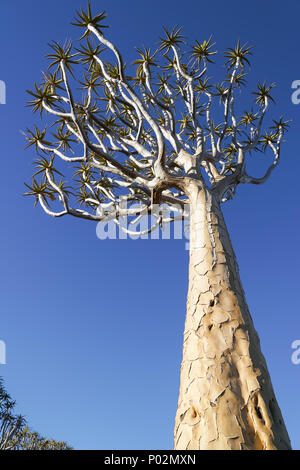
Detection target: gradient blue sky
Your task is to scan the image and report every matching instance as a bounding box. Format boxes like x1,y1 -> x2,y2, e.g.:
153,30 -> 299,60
0,0 -> 300,450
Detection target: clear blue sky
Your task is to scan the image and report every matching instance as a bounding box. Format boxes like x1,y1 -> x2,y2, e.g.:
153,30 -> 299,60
0,0 -> 300,450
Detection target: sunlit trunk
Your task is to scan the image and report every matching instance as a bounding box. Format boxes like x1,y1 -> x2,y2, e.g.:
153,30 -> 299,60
174,181 -> 291,450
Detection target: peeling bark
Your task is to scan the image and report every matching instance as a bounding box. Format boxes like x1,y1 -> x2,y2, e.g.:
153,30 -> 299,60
174,181 -> 291,450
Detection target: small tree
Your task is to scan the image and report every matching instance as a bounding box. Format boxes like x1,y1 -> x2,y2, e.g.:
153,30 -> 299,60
9,427 -> 72,450
25,3 -> 291,450
0,378 -> 71,450
0,378 -> 24,449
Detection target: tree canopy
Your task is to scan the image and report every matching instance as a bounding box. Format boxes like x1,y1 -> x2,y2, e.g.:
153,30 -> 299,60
25,2 -> 289,236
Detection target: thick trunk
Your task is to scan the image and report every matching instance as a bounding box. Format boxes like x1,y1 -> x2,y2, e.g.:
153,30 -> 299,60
174,181 -> 291,450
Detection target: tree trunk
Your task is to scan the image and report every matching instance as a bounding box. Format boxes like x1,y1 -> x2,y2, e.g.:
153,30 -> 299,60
174,181 -> 291,450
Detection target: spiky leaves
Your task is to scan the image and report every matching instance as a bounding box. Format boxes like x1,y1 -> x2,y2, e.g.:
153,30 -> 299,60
190,36 -> 217,66
133,47 -> 158,80
47,42 -> 78,75
41,71 -> 64,92
158,26 -> 185,54
24,127 -> 52,152
270,116 -> 291,134
52,128 -> 77,152
24,179 -> 55,207
33,155 -> 63,180
26,84 -> 57,117
225,40 -> 253,70
240,111 -> 258,126
72,2 -> 108,39
253,81 -> 275,107
76,40 -> 105,71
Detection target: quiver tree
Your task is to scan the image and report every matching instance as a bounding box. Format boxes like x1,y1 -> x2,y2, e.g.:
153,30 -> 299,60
0,378 -> 71,450
25,3 -> 291,450
0,378 -> 25,449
